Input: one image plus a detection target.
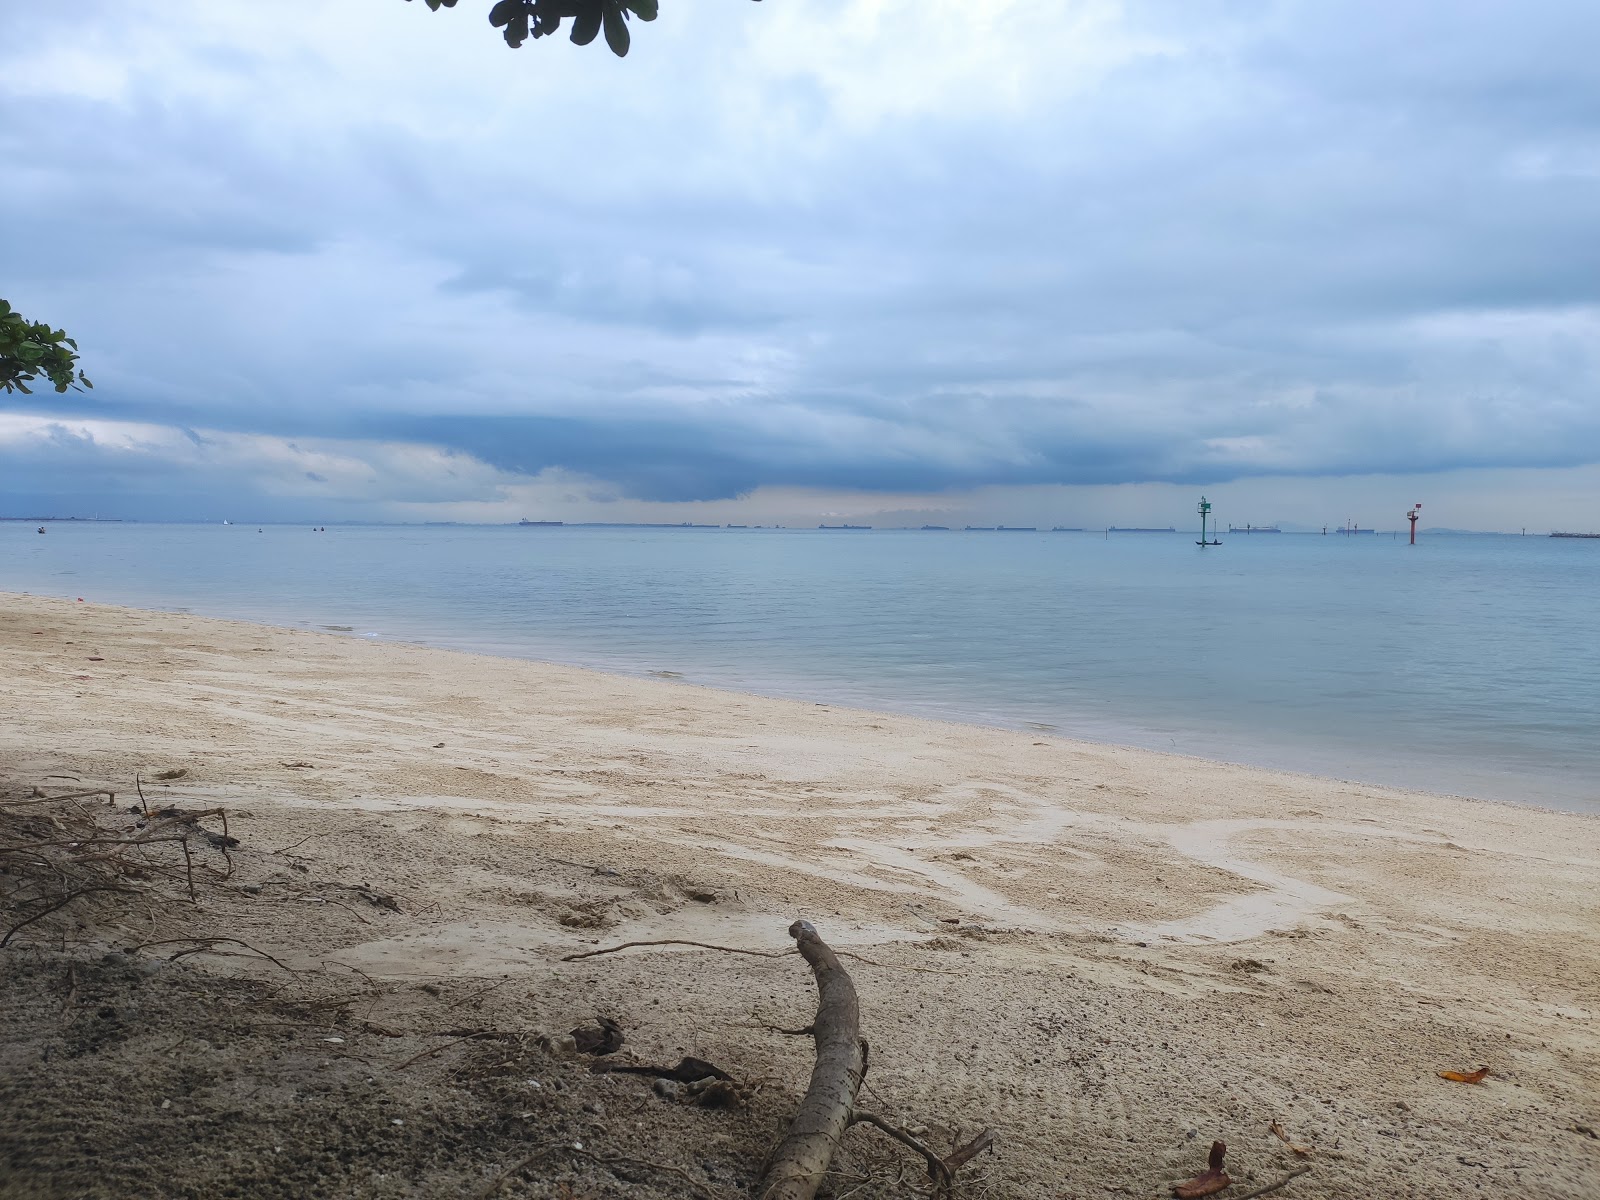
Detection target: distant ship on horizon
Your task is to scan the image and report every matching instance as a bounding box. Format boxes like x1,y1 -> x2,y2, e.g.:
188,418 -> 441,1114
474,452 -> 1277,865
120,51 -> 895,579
818,523 -> 871,530
1228,524 -> 1281,533
1108,526 -> 1176,533
1551,531 -> 1600,538
518,519 -> 563,527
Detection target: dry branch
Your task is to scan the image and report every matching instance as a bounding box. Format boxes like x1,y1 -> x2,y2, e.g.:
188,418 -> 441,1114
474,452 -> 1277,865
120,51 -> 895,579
563,938 -> 795,962
758,919 -> 867,1200
1,884 -> 139,947
1233,1165 -> 1313,1199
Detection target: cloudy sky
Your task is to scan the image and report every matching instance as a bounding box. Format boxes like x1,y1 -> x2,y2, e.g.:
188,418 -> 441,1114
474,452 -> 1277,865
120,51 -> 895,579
3,0 -> 1599,529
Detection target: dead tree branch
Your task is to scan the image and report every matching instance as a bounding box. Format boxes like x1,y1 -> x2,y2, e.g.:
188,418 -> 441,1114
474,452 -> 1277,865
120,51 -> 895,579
1233,1165 -> 1313,1199
758,919 -> 866,1200
563,938 -> 794,962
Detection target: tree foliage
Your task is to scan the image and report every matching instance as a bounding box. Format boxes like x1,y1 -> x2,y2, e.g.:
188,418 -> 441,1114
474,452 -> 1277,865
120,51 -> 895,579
0,300 -> 92,396
405,0 -> 759,58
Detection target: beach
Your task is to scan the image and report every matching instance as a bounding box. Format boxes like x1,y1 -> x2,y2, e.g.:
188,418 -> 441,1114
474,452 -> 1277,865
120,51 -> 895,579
2,592 -> 1597,1198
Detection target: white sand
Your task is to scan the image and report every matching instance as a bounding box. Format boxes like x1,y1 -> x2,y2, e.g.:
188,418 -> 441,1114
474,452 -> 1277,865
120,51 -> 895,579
3,593 -> 1597,1198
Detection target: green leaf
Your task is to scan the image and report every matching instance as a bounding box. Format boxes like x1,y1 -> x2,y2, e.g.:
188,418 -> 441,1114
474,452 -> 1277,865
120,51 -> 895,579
571,3 -> 601,44
626,0 -> 658,20
504,9 -> 529,47
603,1 -> 630,56
488,0 -> 522,28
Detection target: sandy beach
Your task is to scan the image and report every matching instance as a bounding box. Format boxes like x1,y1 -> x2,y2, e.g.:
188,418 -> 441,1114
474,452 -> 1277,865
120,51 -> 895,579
2,591 -> 1596,1199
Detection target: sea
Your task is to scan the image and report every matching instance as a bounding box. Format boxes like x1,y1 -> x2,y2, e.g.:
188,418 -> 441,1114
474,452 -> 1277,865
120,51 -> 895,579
4,522 -> 1598,815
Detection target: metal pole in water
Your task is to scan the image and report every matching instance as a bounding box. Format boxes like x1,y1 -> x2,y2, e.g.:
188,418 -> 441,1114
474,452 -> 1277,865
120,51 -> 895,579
1407,502 -> 1421,546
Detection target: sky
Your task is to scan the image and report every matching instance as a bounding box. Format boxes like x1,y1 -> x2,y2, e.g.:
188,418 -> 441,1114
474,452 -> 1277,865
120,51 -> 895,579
3,0 -> 1599,531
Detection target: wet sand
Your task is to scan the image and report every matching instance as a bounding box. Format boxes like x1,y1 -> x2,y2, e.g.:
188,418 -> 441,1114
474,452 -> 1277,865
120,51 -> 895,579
3,592 -> 1597,1198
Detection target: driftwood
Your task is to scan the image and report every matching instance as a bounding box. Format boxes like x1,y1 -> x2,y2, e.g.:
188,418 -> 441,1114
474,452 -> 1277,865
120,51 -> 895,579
757,919 -> 995,1199
758,920 -> 867,1200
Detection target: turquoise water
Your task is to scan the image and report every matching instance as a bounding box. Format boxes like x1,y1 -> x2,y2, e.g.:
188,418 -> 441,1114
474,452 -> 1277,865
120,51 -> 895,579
5,523 -> 1598,814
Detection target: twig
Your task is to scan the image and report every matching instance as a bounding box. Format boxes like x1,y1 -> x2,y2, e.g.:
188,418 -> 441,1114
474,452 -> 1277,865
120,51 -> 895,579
394,1030 -> 522,1071
851,1111 -> 952,1189
944,1128 -> 997,1172
563,939 -> 795,962
178,836 -> 196,902
130,937 -> 299,975
441,974 -> 516,1011
1232,1166 -> 1313,1199
135,774 -> 149,817
476,1143 -> 565,1199
269,819 -> 382,856
477,1142 -> 712,1200
1,788 -> 115,808
2,885 -> 138,947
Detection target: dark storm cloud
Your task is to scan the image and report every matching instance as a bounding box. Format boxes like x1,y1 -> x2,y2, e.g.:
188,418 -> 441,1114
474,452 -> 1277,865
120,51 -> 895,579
3,0 -> 1600,513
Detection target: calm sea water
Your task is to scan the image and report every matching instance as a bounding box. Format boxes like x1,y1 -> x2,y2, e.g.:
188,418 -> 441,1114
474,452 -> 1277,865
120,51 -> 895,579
4,522 -> 1598,814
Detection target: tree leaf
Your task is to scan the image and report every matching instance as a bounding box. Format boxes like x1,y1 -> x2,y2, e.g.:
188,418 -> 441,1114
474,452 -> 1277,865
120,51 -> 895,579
1173,1141 -> 1231,1199
603,1 -> 630,56
1438,1067 -> 1490,1084
626,0 -> 658,20
488,0 -> 521,28
504,9 -> 529,47
571,3 -> 602,44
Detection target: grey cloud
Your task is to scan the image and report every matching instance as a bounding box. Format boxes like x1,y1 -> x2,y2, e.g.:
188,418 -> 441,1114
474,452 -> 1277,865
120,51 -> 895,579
3,0 -> 1600,515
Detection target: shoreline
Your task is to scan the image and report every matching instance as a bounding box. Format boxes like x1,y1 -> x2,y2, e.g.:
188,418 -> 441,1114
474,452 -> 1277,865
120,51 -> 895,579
4,592 -> 1598,1197
7,588 -> 1589,818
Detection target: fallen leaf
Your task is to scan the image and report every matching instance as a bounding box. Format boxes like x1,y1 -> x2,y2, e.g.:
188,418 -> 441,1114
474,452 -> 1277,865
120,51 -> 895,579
1439,1067 -> 1490,1084
1174,1140 -> 1231,1198
1269,1120 -> 1314,1156
280,761 -> 316,769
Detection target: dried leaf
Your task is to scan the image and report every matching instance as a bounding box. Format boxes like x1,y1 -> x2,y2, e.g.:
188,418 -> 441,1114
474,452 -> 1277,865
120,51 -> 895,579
1269,1120 -> 1314,1157
570,1015 -> 624,1056
1438,1067 -> 1490,1084
1174,1140 -> 1231,1198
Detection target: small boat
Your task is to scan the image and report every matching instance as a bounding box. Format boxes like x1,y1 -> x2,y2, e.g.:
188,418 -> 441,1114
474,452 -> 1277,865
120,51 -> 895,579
37,526 -> 46,534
